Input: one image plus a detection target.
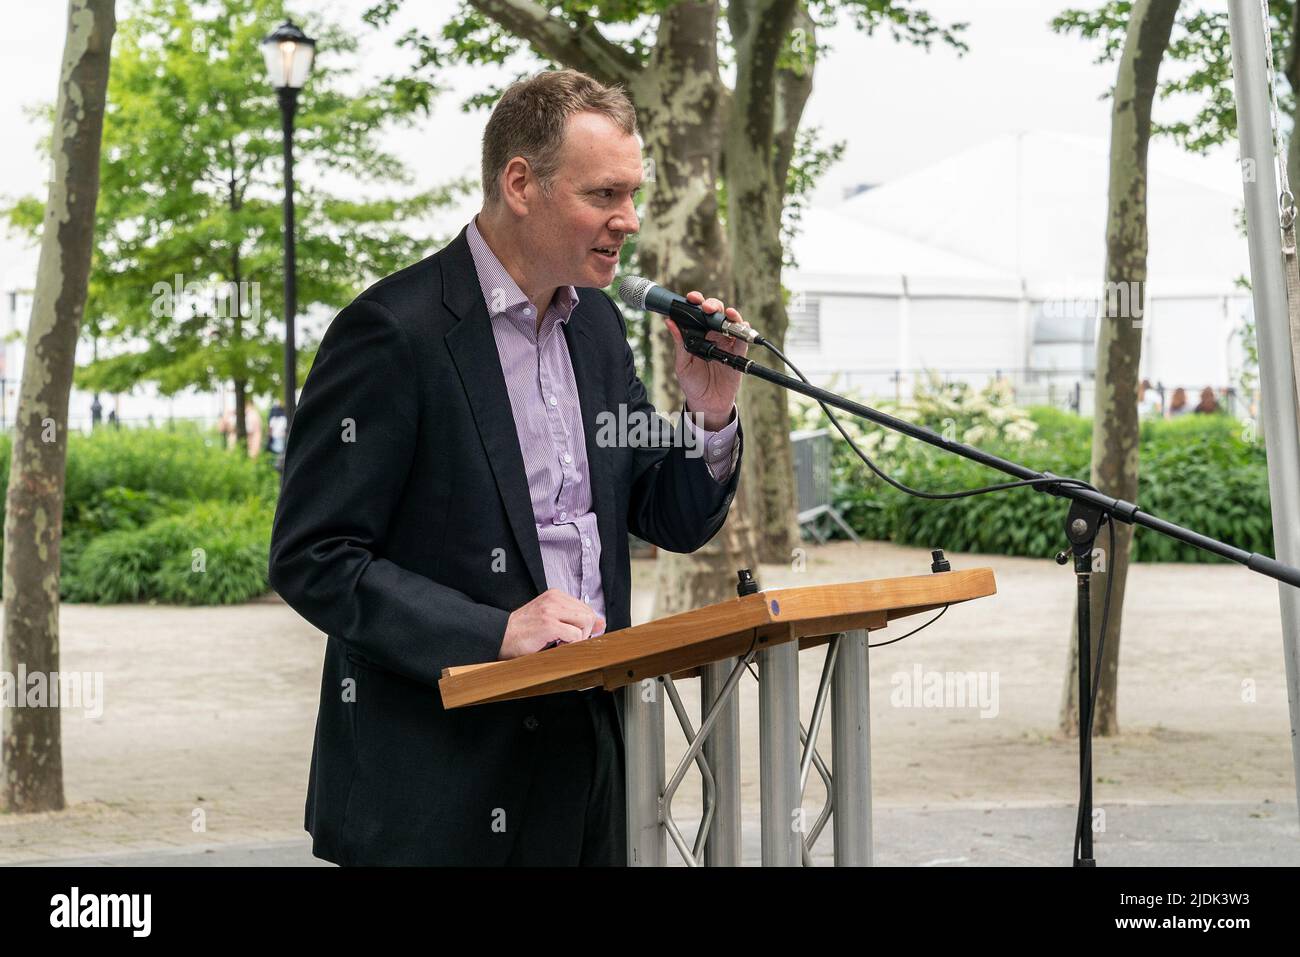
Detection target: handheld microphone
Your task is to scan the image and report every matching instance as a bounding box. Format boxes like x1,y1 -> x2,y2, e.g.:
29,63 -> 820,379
617,275 -> 761,343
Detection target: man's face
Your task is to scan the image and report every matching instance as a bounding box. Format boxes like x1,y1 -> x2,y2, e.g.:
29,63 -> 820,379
520,111 -> 643,290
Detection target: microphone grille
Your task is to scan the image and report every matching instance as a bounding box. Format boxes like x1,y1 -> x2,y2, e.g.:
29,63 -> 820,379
617,275 -> 653,310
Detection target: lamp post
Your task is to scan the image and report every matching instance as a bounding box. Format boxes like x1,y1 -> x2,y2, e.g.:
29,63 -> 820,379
262,19 -> 315,425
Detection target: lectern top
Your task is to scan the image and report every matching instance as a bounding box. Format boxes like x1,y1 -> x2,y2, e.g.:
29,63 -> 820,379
438,567 -> 996,709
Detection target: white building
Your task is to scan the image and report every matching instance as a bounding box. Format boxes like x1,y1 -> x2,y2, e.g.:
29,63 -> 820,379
785,131 -> 1254,412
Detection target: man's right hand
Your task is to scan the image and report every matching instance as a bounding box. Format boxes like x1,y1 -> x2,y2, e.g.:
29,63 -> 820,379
498,589 -> 606,660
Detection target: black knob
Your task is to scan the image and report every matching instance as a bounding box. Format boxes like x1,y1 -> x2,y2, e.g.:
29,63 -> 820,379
930,549 -> 951,573
736,568 -> 759,596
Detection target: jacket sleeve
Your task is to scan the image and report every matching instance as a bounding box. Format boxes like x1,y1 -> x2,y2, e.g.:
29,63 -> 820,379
267,297 -> 509,688
602,292 -> 743,553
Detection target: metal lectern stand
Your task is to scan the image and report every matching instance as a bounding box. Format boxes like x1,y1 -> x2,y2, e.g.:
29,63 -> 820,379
441,568 -> 997,867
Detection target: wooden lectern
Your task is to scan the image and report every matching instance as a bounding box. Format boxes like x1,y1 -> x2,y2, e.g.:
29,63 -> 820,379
440,567 -> 996,867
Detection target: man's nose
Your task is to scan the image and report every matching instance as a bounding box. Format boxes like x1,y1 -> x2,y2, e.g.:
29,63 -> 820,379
613,198 -> 640,235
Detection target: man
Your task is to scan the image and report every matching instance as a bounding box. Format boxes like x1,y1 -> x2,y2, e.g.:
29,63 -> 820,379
268,68 -> 748,866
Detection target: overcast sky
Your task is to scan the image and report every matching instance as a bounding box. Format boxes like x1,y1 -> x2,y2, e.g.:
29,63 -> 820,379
0,0 -> 1247,296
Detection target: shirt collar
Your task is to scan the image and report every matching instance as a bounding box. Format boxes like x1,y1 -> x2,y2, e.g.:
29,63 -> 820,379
467,215 -> 580,325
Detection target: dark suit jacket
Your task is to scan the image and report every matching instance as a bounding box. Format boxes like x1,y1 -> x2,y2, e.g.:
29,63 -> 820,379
267,224 -> 743,865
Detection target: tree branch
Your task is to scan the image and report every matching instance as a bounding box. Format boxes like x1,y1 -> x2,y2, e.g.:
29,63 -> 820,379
772,2 -> 814,191
466,0 -> 643,87
728,0 -> 798,153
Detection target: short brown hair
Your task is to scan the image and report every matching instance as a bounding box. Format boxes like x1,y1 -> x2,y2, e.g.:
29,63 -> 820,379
480,68 -> 638,207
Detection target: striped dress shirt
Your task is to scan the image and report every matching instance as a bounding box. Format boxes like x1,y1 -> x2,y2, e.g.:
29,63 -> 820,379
466,215 -> 740,635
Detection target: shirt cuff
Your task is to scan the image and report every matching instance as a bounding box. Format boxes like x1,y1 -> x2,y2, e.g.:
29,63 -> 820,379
682,405 -> 740,484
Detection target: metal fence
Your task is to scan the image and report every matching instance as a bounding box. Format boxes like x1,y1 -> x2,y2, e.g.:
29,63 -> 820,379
790,429 -> 858,542
804,367 -> 1251,419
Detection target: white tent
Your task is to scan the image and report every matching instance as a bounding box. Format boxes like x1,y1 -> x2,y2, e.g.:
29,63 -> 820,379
786,131 -> 1253,409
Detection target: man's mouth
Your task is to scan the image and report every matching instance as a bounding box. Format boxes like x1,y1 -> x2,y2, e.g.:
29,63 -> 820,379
591,245 -> 621,261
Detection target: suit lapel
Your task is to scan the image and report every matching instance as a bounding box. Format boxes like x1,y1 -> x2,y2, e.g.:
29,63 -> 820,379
442,228 -> 548,597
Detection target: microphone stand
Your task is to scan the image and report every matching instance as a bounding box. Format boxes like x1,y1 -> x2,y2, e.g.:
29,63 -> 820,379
680,333 -> 1300,866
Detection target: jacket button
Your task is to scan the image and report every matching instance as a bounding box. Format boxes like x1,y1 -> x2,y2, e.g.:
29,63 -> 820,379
523,715 -> 539,731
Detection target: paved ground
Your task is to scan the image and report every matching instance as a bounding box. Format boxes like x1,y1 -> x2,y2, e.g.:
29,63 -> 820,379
20,801 -> 1297,866
1,540 -> 1297,866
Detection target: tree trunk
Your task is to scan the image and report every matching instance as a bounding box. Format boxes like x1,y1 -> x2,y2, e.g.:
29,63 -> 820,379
625,1 -> 760,616
2,0 -> 115,813
1059,0 -> 1179,737
726,0 -> 806,564
231,256 -> 247,453
233,378 -> 248,452
230,191 -> 247,453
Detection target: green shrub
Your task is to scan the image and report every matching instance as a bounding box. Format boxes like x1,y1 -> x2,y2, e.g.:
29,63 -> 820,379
61,424 -> 278,512
793,380 -> 1274,564
61,528 -> 159,604
0,426 -> 277,604
62,497 -> 271,605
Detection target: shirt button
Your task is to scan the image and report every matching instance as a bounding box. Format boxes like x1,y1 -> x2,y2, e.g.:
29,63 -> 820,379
582,594 -> 590,603
563,452 -> 572,464
560,511 -> 567,520
583,537 -> 591,548
523,715 -> 539,731
549,395 -> 558,406
523,307 -> 532,316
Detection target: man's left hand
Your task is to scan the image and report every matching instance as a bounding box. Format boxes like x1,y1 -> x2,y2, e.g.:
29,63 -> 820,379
662,290 -> 749,431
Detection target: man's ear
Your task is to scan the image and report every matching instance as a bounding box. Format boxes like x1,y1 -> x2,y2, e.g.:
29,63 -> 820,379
500,157 -> 534,217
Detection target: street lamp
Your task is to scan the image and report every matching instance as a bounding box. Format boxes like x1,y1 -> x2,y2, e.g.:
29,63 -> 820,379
262,19 -> 315,425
